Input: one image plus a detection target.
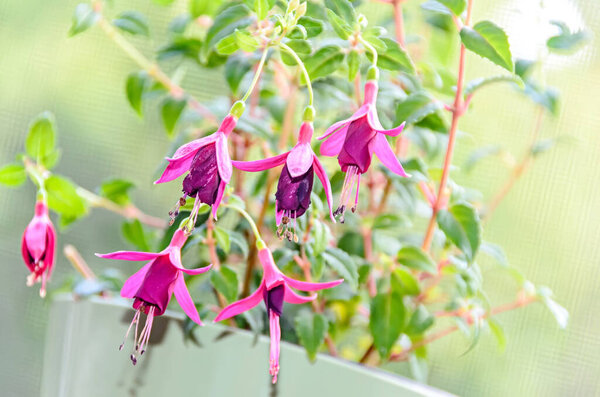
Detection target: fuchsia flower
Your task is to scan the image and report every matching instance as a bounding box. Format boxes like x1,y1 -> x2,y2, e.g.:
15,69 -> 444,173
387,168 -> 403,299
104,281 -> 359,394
155,114 -> 237,221
318,79 -> 409,221
214,246 -> 343,383
96,229 -> 211,364
232,121 -> 334,241
21,200 -> 56,298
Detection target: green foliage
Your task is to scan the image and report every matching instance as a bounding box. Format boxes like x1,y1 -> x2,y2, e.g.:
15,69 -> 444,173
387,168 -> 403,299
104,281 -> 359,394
68,4 -> 99,37
369,287 -> 405,359
397,246 -> 437,273
546,21 -> 588,54
370,38 -> 415,74
161,97 -> 187,136
125,71 -> 150,117
0,164 -> 26,187
99,179 -> 134,206
113,11 -> 149,36
322,246 -> 358,289
295,311 -> 328,361
122,219 -> 150,251
26,112 -> 58,169
305,45 -> 345,81
437,202 -> 481,263
210,266 -> 239,302
45,175 -> 87,227
460,21 -> 513,72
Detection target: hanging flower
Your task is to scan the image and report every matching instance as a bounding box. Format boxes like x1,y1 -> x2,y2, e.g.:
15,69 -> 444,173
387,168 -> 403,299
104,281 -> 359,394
318,79 -> 409,221
214,246 -> 343,383
232,121 -> 335,241
155,114 -> 237,222
96,229 -> 211,364
21,200 -> 56,298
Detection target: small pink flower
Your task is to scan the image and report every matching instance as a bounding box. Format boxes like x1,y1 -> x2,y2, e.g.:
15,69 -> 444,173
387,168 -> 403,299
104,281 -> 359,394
214,246 -> 343,383
96,229 -> 211,364
232,121 -> 335,240
318,80 -> 408,221
155,115 -> 237,221
21,201 -> 56,298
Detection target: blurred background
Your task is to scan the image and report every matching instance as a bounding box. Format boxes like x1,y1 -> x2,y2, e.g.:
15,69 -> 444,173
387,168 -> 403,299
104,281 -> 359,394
0,0 -> 598,396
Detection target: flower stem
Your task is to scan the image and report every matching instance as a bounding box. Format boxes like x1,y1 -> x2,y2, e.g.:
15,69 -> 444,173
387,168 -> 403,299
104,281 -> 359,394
241,46 -> 270,103
421,0 -> 473,252
358,36 -> 378,68
278,42 -> 314,107
223,203 -> 264,245
392,0 -> 406,48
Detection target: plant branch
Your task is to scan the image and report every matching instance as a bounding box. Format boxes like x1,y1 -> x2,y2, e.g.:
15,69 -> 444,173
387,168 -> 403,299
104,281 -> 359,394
421,0 -> 473,252
484,106 -> 544,219
93,5 -> 217,124
75,186 -> 167,228
389,294 -> 536,362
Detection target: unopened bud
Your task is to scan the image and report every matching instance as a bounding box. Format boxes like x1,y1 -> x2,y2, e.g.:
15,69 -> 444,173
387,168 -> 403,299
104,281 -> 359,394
358,14 -> 368,29
287,0 -> 300,13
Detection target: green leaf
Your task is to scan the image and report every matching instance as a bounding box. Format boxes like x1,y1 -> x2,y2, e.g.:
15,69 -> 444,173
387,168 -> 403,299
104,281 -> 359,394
113,11 -> 149,36
190,0 -> 222,17
436,0 -> 466,15
464,144 -> 502,172
152,0 -> 176,5
225,56 -> 252,95
373,38 -> 415,74
214,226 -> 231,254
99,179 -> 134,206
395,92 -> 444,126
297,16 -> 323,38
405,305 -> 434,335
210,266 -> 239,302
0,164 -> 26,187
547,21 -> 588,54
464,74 -> 523,95
391,268 -> 420,296
322,246 -> 358,288
295,311 -> 328,361
68,3 -> 99,37
523,83 -> 559,115
460,21 -> 513,71
122,219 -> 150,251
254,0 -> 270,20
437,202 -> 481,263
326,9 -> 353,39
305,45 -> 345,81
125,71 -> 150,116
228,231 -> 249,258
288,25 -> 307,40
204,4 -> 251,51
324,0 -> 356,25
158,38 -> 204,61
215,34 -> 240,55
45,175 -> 87,225
347,50 -> 360,81
161,97 -> 186,137
26,111 -> 57,167
280,39 -> 312,65
480,242 -> 508,267
397,245 -> 437,273
234,29 -> 260,53
369,290 -> 405,359
487,318 -> 506,352
515,59 -> 536,80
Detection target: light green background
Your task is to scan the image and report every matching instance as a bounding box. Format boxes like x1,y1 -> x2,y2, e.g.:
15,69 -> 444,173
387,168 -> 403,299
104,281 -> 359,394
0,0 -> 598,396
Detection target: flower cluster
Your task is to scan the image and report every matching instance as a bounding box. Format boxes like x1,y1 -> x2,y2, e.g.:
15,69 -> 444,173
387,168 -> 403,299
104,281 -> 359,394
93,68 -> 407,380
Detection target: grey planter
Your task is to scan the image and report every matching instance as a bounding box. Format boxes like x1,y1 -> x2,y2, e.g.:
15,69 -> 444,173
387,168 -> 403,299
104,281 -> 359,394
41,296 -> 454,397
